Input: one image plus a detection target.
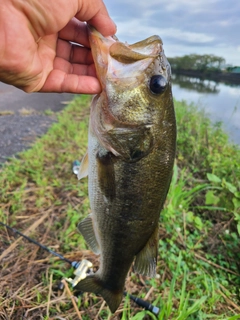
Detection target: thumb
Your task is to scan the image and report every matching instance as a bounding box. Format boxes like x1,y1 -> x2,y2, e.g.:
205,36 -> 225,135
75,0 -> 116,36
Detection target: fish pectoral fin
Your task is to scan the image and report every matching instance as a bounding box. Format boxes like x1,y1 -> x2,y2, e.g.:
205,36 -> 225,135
107,125 -> 154,162
75,274 -> 123,313
77,152 -> 89,180
134,226 -> 158,277
77,214 -> 100,254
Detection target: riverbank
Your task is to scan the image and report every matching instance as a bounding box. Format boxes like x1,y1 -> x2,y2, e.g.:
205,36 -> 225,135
172,69 -> 240,85
0,95 -> 239,319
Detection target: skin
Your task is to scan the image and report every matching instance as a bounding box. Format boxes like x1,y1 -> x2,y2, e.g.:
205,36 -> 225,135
0,0 -> 116,93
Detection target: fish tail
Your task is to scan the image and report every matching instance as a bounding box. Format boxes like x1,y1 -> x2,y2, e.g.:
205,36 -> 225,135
75,274 -> 123,313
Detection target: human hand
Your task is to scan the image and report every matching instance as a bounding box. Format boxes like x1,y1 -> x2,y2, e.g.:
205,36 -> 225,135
0,0 -> 116,94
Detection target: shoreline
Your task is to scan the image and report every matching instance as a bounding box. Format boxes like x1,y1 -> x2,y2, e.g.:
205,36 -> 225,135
171,69 -> 240,85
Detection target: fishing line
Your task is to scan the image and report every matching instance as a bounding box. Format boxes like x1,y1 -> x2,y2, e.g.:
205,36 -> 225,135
0,221 -> 72,264
0,221 -> 160,316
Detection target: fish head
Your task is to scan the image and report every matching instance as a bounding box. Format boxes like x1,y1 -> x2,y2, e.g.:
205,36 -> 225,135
88,25 -> 173,126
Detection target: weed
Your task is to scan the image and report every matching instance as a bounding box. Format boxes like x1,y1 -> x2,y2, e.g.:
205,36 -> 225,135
0,95 -> 239,319
19,107 -> 35,115
44,109 -> 54,116
0,110 -> 14,116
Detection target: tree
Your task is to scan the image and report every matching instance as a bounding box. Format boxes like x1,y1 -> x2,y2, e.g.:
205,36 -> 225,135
168,54 -> 226,72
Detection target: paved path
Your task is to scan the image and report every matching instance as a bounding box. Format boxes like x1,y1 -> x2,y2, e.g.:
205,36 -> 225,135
0,82 -> 75,163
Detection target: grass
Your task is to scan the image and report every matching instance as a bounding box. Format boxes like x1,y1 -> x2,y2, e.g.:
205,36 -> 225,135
0,110 -> 14,116
19,108 -> 35,115
0,95 -> 239,319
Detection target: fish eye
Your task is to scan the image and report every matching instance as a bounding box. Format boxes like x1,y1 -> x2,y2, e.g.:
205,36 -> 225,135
149,75 -> 168,94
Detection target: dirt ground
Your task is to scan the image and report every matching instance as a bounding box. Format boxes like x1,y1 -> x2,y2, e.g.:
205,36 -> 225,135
0,82 -> 75,163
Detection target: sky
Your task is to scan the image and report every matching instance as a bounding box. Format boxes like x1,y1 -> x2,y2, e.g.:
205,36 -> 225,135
104,0 -> 240,66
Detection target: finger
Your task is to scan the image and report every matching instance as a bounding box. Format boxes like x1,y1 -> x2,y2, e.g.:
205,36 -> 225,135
56,39 -> 94,65
58,18 -> 90,47
70,44 -> 94,64
40,70 -> 101,93
53,57 -> 97,78
75,0 -> 116,37
87,13 -> 117,37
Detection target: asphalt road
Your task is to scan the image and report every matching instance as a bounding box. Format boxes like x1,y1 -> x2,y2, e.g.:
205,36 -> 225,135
0,82 -> 75,163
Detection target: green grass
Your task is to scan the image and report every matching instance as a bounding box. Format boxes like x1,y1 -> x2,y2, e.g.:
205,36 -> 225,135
0,95 -> 239,319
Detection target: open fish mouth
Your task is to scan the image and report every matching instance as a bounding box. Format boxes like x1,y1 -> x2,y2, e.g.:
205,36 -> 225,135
88,25 -> 165,89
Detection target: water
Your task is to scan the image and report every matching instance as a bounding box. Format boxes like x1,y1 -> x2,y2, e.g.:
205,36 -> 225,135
171,74 -> 240,145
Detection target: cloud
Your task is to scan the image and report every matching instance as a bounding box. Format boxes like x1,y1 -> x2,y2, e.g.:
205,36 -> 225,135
160,29 -> 214,44
115,20 -> 214,46
104,0 -> 240,65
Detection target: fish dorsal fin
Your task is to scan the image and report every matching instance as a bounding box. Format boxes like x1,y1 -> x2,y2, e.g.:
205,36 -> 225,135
77,214 -> 100,254
134,226 -> 159,277
77,152 -> 89,180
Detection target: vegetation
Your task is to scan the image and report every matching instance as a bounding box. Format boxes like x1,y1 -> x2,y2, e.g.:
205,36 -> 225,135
168,54 -> 226,73
226,66 -> 240,73
0,95 -> 240,319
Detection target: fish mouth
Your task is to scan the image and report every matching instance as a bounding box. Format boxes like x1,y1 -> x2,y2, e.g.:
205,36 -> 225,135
88,25 -> 116,87
88,25 -> 163,90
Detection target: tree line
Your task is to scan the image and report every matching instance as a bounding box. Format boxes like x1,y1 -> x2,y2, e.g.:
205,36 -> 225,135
168,54 -> 226,73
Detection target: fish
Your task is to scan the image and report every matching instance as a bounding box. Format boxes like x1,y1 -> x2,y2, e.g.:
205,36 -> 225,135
75,25 -> 176,313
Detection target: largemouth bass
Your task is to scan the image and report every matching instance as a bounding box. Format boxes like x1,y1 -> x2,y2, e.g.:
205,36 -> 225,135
75,26 -> 176,313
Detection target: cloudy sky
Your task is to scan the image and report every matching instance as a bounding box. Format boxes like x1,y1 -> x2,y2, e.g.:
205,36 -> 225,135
104,0 -> 240,66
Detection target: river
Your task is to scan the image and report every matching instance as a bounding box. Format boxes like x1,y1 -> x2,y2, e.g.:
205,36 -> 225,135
171,74 -> 240,145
